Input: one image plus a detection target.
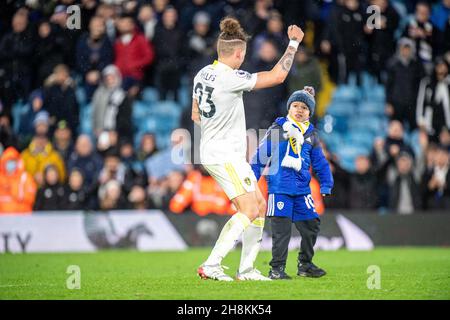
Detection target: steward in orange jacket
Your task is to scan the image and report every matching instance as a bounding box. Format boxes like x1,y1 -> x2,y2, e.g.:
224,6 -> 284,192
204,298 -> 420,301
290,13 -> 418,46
170,167 -> 235,216
0,147 -> 37,213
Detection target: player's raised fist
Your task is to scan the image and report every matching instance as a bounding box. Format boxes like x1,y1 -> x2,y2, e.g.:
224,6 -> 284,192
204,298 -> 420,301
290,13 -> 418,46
287,25 -> 304,43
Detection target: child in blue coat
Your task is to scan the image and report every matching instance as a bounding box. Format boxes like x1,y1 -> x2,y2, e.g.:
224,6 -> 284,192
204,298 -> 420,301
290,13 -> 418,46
251,87 -> 333,279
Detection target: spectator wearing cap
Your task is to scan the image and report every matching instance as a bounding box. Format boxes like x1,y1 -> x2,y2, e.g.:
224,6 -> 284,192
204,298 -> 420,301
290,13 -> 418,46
114,14 -> 154,93
0,147 -> 37,214
416,57 -> 450,142
67,134 -> 103,190
53,120 -> 74,164
21,133 -> 66,186
76,15 -> 114,100
49,4 -> 82,69
153,6 -> 185,101
119,139 -> 147,188
43,64 -> 79,136
92,65 -> 133,141
385,38 -> 425,131
33,164 -> 66,211
17,90 -> 45,149
0,9 -> 34,111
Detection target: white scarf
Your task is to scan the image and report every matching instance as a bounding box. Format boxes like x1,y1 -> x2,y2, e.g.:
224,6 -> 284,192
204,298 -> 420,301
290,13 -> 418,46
281,116 -> 309,171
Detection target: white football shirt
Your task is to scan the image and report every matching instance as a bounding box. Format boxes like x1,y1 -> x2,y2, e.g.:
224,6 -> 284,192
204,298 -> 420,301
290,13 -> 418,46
192,60 -> 257,164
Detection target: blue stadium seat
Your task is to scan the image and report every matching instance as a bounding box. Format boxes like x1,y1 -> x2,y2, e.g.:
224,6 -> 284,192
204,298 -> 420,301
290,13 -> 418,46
358,102 -> 385,117
332,85 -> 362,103
132,100 -> 152,122
79,103 -> 93,135
76,87 -> 87,106
363,85 -> 385,103
141,87 -> 159,103
327,102 -> 356,117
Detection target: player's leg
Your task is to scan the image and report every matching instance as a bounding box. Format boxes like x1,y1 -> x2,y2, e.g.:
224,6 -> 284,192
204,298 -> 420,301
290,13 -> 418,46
293,194 -> 326,278
238,183 -> 267,277
268,194 -> 293,280
198,163 -> 258,281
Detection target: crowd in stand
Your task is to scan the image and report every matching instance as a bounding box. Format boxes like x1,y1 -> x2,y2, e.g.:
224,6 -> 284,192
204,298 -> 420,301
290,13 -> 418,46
0,0 -> 449,215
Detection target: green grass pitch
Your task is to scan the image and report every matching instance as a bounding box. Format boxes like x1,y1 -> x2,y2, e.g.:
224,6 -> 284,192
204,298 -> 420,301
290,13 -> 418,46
1,247 -> 449,300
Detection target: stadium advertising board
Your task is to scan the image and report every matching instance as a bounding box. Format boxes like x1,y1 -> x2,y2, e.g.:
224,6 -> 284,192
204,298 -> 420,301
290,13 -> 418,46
1,211 -> 449,253
0,211 -> 187,253
166,211 -> 450,250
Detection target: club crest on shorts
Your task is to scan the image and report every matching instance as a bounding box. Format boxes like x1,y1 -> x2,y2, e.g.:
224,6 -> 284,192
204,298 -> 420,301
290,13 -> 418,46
277,201 -> 284,210
244,177 -> 251,186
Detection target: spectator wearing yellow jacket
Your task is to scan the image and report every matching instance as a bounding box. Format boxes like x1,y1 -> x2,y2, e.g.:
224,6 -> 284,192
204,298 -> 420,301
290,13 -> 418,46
21,133 -> 66,186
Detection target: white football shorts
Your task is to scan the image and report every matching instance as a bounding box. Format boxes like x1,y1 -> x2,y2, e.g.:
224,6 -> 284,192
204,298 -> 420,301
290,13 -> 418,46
203,160 -> 257,200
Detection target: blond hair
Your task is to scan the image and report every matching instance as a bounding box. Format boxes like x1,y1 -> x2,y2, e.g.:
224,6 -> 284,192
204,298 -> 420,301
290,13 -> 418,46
217,17 -> 249,57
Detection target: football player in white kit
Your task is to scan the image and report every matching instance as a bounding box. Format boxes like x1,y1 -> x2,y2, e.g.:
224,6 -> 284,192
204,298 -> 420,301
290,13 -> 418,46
193,17 -> 304,281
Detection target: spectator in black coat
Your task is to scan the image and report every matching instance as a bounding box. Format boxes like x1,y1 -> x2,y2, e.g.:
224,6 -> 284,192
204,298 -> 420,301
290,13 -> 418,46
402,2 -> 439,72
386,38 -> 425,131
329,0 -> 367,85
33,165 -> 66,211
244,39 -> 286,130
251,10 -> 288,60
421,146 -> 450,210
43,64 -> 79,136
416,57 -> 450,142
34,20 -> 65,87
0,10 -> 34,112
76,15 -> 114,100
153,6 -> 185,101
349,155 -> 379,209
62,168 -> 90,210
49,5 -> 82,69
364,0 -> 400,82
67,134 -> 103,189
388,152 -> 422,214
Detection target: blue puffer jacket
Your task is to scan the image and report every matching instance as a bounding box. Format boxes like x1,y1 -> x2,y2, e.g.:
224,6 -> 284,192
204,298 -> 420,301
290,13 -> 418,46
251,117 -> 333,196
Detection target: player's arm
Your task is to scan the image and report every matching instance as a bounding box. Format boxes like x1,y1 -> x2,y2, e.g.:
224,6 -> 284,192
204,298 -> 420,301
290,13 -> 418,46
253,25 -> 304,90
191,98 -> 201,126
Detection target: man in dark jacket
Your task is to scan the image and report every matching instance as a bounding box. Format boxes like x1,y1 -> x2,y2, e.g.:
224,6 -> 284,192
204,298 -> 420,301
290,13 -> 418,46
76,15 -> 114,99
0,10 -> 34,112
364,0 -> 400,82
152,7 -> 185,101
385,38 -> 425,130
251,87 -> 333,279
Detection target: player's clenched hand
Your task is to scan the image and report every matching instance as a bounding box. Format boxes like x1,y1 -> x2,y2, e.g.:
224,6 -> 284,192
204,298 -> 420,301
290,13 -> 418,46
287,25 -> 304,43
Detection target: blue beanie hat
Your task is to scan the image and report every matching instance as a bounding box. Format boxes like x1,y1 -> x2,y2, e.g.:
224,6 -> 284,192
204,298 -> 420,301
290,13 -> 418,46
286,89 -> 315,117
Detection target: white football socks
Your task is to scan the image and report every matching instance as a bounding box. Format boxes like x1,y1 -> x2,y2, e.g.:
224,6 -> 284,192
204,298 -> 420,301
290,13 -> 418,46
204,212 -> 251,266
239,217 -> 265,273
